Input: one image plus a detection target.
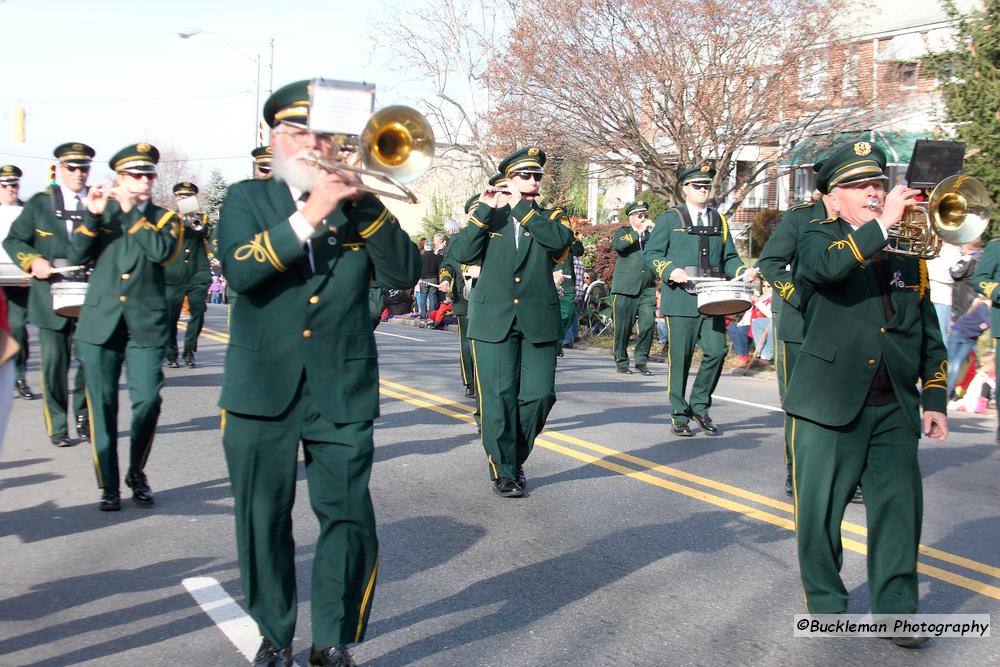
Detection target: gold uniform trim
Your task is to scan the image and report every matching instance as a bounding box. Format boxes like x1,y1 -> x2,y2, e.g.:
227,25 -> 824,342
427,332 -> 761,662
156,210 -> 177,230
342,242 -> 365,251
827,237 -> 863,264
128,218 -> 156,235
773,280 -> 795,301
234,231 -> 287,271
518,208 -> 539,225
468,214 -> 488,229
74,224 -> 98,238
923,360 -> 948,391
828,164 -> 884,190
16,252 -> 41,272
651,259 -> 671,279
981,281 -> 999,301
354,550 -> 380,642
359,209 -> 391,239
34,229 -> 54,238
720,212 -> 730,243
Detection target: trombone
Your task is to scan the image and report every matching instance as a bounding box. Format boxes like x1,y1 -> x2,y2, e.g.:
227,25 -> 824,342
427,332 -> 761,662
300,105 -> 434,205
873,174 -> 992,259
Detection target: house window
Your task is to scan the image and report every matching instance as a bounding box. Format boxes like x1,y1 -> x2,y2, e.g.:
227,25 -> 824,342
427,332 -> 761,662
800,52 -> 828,101
793,167 -> 817,203
896,62 -> 919,89
736,161 -> 769,208
842,47 -> 860,97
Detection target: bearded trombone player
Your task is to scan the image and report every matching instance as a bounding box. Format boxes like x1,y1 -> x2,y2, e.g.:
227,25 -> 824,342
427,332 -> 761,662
218,80 -> 420,667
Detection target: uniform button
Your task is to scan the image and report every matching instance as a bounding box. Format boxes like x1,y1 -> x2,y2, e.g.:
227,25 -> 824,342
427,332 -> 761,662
121,273 -> 130,280
879,327 -> 886,334
185,248 -> 191,253
119,295 -> 127,303
513,298 -> 520,304
303,329 -> 312,338
868,358 -> 877,366
309,295 -> 320,304
515,276 -> 521,283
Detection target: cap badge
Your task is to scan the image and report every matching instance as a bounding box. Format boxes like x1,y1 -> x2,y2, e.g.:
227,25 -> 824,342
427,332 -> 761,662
137,143 -> 151,153
528,147 -> 539,157
72,143 -> 83,151
854,142 -> 872,157
700,164 -> 711,173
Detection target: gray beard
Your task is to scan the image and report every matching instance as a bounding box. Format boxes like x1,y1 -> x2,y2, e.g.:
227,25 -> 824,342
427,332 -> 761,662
271,146 -> 322,193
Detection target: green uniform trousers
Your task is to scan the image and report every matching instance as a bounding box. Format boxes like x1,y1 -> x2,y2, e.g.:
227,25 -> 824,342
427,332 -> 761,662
791,403 -> 922,614
777,339 -> 801,468
456,315 -> 474,389
664,314 -> 727,423
77,319 -> 164,491
612,289 -> 656,369
5,286 -> 29,381
471,326 -> 557,480
37,324 -> 87,438
559,293 -> 576,341
222,377 -> 379,649
165,282 -> 209,362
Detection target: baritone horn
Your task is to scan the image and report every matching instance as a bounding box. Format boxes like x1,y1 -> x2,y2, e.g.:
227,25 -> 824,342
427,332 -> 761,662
875,174 -> 992,259
301,105 -> 434,204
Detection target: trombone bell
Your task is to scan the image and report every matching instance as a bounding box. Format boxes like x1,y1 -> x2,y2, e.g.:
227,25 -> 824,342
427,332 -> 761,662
361,105 -> 434,186
885,173 -> 992,259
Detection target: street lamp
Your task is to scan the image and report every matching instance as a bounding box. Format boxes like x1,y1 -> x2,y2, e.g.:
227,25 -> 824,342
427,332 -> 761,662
177,29 -> 263,149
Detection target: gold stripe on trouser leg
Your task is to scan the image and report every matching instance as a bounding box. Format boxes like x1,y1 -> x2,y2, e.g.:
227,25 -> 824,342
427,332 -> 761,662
665,316 -> 673,424
471,339 -> 497,479
354,549 -> 380,642
457,318 -> 467,385
37,336 -> 53,436
789,415 -> 808,610
84,385 -> 103,488
220,409 -> 227,434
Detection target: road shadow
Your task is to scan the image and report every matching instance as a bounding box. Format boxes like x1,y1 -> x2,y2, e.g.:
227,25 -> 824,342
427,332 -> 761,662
156,414 -> 223,435
0,471 -> 63,490
162,372 -> 225,388
368,512 -> 785,664
375,433 -> 478,463
0,457 -> 52,471
0,477 -> 234,543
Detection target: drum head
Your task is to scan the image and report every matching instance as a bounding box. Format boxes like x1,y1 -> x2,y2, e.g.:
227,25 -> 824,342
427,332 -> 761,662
698,299 -> 750,316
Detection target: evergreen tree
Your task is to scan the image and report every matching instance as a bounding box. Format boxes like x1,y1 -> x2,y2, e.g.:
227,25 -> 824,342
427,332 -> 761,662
420,191 -> 451,239
202,168 -> 229,224
927,0 -> 1000,236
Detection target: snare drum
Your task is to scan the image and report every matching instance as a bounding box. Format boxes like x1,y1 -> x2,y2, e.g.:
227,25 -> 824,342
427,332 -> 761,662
0,264 -> 30,287
51,281 -> 89,318
694,279 -> 753,316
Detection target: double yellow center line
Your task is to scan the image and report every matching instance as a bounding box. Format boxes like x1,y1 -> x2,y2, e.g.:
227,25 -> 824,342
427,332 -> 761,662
195,323 -> 1000,602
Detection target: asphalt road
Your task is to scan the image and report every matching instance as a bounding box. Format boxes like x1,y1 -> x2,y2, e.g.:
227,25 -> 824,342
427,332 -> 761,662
0,305 -> 997,666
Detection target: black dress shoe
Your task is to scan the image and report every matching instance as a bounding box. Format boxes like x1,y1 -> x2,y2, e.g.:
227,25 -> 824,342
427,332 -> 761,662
616,367 -> 633,374
50,434 -> 72,447
557,346 -> 564,358
15,379 -> 34,400
493,476 -> 524,498
635,365 -> 653,376
99,490 -> 121,512
850,485 -> 864,504
671,422 -> 694,437
253,638 -> 293,667
515,465 -> 526,490
692,413 -> 720,435
883,635 -> 931,649
165,359 -> 180,368
183,352 -> 196,368
76,415 -> 90,442
309,644 -> 356,667
785,471 -> 794,497
125,471 -> 155,507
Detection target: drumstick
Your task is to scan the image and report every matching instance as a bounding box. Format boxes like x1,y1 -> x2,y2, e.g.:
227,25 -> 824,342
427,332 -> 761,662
49,265 -> 86,275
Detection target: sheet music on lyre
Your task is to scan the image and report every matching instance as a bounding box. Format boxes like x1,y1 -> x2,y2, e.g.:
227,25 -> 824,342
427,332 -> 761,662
308,79 -> 375,136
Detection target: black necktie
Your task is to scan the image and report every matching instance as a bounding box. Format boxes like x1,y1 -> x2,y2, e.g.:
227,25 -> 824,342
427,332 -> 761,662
697,212 -> 704,226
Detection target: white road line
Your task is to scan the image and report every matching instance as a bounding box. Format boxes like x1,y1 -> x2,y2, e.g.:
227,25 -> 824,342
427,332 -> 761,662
712,394 -> 783,412
182,576 -> 302,666
375,330 -> 427,342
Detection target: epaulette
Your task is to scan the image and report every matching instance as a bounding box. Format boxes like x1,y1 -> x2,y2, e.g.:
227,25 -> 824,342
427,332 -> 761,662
810,216 -> 837,225
788,202 -> 812,212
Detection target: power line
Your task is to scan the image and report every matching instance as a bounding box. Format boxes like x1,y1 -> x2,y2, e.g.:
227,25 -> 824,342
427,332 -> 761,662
0,152 -> 248,163
0,92 -> 252,106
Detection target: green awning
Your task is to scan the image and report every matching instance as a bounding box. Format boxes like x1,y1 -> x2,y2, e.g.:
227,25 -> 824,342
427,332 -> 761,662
782,130 -> 930,166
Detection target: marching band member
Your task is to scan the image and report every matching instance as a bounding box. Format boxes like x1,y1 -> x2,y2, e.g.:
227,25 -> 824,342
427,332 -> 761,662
0,164 -> 33,400
70,143 -> 177,511
644,165 -> 755,436
164,182 -> 212,369
972,238 -> 1000,444
218,80 -> 419,667
252,145 -> 273,180
438,194 -> 481,399
448,147 -> 574,497
784,142 -> 947,637
555,217 -> 585,358
3,145 -> 95,445
611,201 -> 657,375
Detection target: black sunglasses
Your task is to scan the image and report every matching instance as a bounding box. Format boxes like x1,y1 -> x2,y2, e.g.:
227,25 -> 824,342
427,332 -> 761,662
65,165 -> 90,173
688,183 -> 710,191
515,172 -> 543,182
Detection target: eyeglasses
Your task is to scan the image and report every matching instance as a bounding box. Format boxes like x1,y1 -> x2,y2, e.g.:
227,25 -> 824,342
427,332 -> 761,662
63,165 -> 90,173
273,127 -> 316,146
124,172 -> 157,180
687,183 -> 711,191
634,213 -> 649,219
0,183 -> 17,189
514,172 -> 543,182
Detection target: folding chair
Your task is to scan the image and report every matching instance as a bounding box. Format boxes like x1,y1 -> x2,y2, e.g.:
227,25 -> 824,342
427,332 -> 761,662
583,280 -> 613,337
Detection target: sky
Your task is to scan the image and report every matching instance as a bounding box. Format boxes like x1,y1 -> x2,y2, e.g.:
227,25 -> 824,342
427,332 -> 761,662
0,0 -> 430,195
